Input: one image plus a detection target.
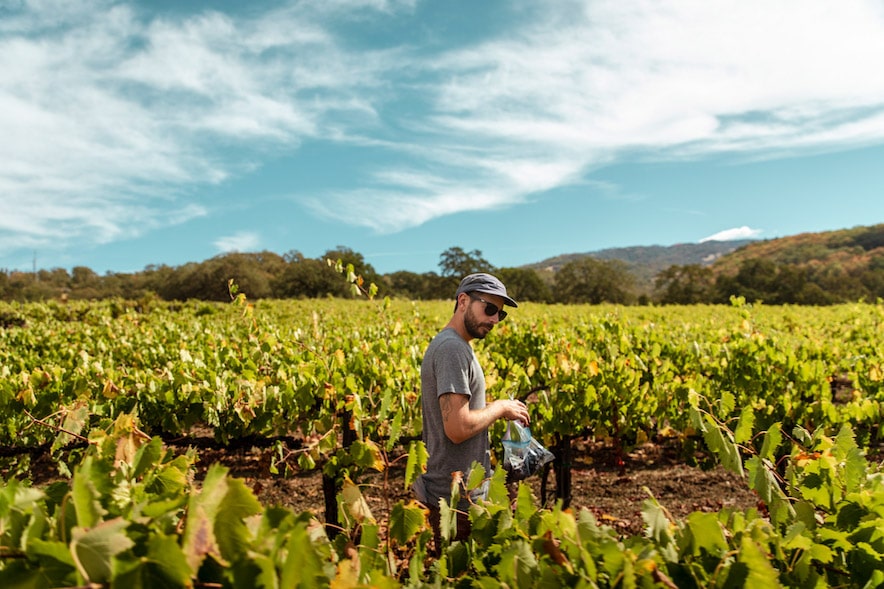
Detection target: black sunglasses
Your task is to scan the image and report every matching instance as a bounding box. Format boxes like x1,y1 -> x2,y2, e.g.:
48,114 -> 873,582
468,293 -> 507,321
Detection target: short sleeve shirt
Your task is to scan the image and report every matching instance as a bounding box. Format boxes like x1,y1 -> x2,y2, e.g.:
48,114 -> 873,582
418,327 -> 489,509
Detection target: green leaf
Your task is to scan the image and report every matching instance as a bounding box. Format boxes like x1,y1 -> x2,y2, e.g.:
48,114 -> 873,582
497,539 -> 537,588
792,425 -> 813,447
70,518 -> 133,583
699,413 -> 743,476
514,482 -> 537,524
466,462 -> 487,491
358,523 -> 383,580
386,410 -> 403,450
350,439 -> 384,472
279,521 -> 331,588
438,499 -> 456,543
720,390 -> 735,416
113,534 -> 193,589
27,538 -> 76,569
760,423 -> 782,461
404,441 -> 428,490
182,464 -> 229,572
641,495 -> 677,562
298,452 -> 316,471
388,501 -> 427,545
686,511 -> 728,556
746,456 -> 795,526
215,476 -> 263,563
738,535 -> 782,587
71,456 -> 107,529
52,404 -> 90,453
486,465 -> 509,506
834,424 -> 866,493
734,406 -> 755,444
132,436 -> 164,479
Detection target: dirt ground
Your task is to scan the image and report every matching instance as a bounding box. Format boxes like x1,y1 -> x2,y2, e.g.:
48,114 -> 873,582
195,436 -> 761,538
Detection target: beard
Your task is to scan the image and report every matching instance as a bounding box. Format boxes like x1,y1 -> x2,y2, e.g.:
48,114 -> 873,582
464,305 -> 493,339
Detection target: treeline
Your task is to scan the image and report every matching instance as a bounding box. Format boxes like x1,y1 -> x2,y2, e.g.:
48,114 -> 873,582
2,244 -> 883,305
656,257 -> 884,304
0,247 -> 557,304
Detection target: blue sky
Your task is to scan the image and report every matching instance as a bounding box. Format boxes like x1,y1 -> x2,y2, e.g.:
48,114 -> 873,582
2,0 -> 884,276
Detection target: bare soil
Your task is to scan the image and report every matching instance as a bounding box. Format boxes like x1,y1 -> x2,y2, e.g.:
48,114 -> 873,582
195,436 -> 760,538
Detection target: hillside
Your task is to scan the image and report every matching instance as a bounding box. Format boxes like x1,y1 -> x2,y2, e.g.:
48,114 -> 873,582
523,223 -> 884,298
710,223 -> 884,276
525,239 -> 755,294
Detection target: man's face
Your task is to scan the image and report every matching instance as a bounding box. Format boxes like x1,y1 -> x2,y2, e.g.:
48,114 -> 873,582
463,292 -> 506,340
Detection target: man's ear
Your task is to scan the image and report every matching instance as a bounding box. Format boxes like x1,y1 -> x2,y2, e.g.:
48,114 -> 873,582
455,293 -> 467,312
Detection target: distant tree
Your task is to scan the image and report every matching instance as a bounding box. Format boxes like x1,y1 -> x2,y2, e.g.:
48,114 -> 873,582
70,266 -> 101,299
554,258 -> 635,304
438,246 -> 495,295
274,254 -> 348,299
654,264 -> 714,304
159,252 -> 286,301
38,268 -> 72,291
322,246 -> 384,295
714,259 -> 780,303
141,265 -> 178,299
385,270 -> 446,300
496,267 -> 551,303
14,270 -> 59,301
860,256 -> 884,300
793,282 -> 836,305
98,271 -> 154,300
714,259 -> 844,304
808,263 -> 869,303
438,247 -> 494,278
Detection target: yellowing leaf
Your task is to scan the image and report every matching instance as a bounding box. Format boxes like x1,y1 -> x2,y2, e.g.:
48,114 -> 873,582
341,476 -> 375,525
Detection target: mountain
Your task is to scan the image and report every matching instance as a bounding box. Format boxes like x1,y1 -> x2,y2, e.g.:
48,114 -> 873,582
524,239 -> 756,293
708,223 -> 884,276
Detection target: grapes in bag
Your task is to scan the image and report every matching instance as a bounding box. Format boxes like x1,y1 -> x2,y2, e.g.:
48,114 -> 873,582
501,420 -> 555,481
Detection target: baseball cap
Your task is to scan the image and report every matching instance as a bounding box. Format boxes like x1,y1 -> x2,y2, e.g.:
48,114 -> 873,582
454,273 -> 518,307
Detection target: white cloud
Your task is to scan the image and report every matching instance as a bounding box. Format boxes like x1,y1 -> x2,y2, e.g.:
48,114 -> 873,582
700,226 -> 763,243
313,0 -> 884,231
430,0 -> 884,152
4,0 -> 884,256
214,231 -> 261,253
0,0 -> 395,256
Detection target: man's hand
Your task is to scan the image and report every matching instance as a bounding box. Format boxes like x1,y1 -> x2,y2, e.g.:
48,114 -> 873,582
440,394 -> 530,444
492,398 -> 530,425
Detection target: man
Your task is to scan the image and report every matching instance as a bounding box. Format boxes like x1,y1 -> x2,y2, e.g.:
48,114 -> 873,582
414,273 -> 530,553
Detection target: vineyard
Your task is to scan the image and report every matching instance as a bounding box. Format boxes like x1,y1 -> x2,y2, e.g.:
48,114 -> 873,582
1,291 -> 884,587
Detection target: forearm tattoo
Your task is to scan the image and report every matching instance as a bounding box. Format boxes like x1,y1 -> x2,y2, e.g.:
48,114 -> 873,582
440,395 -> 452,423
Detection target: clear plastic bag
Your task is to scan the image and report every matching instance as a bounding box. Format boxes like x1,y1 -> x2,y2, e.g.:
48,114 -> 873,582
501,420 -> 555,481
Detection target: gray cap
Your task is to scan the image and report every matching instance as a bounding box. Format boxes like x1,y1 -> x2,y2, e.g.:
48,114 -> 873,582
455,273 -> 518,307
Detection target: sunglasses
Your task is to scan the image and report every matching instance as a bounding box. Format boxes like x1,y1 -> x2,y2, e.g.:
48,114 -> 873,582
468,293 -> 508,321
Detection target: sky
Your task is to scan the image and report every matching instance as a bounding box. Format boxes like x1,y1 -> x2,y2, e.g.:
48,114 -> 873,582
2,0 -> 884,277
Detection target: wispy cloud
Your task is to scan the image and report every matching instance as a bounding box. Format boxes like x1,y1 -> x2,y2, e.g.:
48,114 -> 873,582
310,0 -> 884,230
700,226 -> 763,242
3,0 -> 884,258
0,0 -> 395,255
214,231 -> 261,253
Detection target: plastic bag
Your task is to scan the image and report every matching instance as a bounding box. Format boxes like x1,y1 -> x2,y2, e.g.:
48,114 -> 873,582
501,420 -> 555,481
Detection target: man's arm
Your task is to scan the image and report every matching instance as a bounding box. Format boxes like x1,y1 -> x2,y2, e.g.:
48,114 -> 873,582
440,393 -> 530,444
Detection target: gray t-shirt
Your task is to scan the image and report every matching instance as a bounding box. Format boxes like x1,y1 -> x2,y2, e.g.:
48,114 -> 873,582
416,327 -> 490,510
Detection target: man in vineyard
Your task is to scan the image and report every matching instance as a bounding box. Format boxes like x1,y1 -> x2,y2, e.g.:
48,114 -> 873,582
414,272 -> 530,555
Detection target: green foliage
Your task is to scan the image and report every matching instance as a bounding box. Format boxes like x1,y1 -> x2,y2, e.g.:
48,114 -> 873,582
553,257 -> 636,304
3,298 -> 884,586
654,264 -> 715,304
437,246 -> 494,279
